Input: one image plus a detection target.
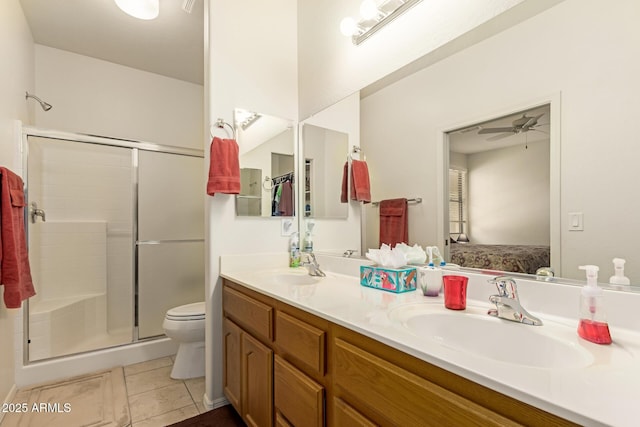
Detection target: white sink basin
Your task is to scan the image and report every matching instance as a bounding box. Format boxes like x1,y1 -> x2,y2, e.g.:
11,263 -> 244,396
273,272 -> 322,286
388,302 -> 594,369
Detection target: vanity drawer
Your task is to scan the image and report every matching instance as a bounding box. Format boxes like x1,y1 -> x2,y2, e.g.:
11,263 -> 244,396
275,311 -> 326,375
334,397 -> 378,427
223,285 -> 273,341
274,355 -> 324,427
334,338 -> 518,427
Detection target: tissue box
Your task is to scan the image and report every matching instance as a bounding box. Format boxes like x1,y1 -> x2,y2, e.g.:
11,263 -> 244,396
360,266 -> 417,293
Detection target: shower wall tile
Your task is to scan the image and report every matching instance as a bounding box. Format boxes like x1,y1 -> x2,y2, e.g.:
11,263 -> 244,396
33,221 -> 107,300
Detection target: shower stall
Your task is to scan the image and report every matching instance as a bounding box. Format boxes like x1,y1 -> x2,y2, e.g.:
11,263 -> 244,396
22,127 -> 205,362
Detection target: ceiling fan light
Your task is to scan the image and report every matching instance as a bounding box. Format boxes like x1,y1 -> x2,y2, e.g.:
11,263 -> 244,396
114,0 -> 159,20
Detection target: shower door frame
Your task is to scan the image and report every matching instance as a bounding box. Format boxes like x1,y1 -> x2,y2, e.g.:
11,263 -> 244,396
21,125 -> 204,364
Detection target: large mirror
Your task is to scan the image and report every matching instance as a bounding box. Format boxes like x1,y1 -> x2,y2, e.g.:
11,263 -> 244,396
235,108 -> 295,217
301,124 -> 349,219
321,3 -> 640,287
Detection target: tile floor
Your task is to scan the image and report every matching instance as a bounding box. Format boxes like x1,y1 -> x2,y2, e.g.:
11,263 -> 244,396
124,356 -> 206,427
1,356 -> 207,427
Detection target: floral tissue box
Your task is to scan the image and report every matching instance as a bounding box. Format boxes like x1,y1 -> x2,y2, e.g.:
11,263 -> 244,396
360,265 -> 417,293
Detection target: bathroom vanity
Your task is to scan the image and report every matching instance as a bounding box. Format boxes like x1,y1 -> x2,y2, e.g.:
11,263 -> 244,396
220,254 -> 640,427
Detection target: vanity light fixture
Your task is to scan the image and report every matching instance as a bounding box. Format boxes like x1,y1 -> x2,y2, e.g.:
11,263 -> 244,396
114,0 -> 159,20
340,0 -> 423,45
235,109 -> 262,131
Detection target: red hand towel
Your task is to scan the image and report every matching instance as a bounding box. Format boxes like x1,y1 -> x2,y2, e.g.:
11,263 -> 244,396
340,161 -> 348,203
0,167 -> 36,309
379,198 -> 408,248
350,160 -> 371,204
206,137 -> 240,196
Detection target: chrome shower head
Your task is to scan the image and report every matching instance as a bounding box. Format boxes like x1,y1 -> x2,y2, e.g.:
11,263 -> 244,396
25,92 -> 53,112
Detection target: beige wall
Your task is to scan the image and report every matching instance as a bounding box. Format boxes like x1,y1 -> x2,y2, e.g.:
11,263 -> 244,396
206,0 -> 299,407
467,143 -> 550,245
34,45 -> 203,149
0,0 -> 34,408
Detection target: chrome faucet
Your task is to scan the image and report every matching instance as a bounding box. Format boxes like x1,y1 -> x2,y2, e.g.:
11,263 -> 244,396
301,252 -> 326,277
487,276 -> 542,326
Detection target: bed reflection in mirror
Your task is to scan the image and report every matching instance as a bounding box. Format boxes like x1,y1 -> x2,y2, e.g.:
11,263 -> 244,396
234,108 -> 295,217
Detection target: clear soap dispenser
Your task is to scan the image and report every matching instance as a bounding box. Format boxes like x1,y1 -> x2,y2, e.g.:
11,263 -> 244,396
577,265 -> 612,345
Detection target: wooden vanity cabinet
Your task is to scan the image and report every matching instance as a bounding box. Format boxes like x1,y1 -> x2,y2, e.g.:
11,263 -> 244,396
222,279 -> 578,427
223,280 -> 326,427
223,284 -> 275,427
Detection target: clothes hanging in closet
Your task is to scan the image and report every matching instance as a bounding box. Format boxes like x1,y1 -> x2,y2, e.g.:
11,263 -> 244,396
271,172 -> 294,216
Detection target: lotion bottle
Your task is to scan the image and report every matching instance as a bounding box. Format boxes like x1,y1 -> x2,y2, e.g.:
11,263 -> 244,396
577,265 -> 612,345
420,247 -> 443,296
609,258 -> 630,286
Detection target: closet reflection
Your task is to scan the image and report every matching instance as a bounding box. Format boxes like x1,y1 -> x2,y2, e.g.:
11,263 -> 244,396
234,108 -> 295,217
301,124 -> 349,219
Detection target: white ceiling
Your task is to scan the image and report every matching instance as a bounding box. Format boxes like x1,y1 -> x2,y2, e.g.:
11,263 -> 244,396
19,0 -> 204,85
449,104 -> 550,154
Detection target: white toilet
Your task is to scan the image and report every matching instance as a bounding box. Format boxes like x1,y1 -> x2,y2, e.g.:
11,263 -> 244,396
162,301 -> 206,379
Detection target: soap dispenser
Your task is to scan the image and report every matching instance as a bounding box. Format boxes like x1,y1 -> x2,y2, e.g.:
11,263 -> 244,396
577,265 -> 612,345
303,222 -> 315,253
609,258 -> 630,286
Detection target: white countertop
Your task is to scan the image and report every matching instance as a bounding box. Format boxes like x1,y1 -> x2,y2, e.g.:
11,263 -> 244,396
220,253 -> 640,427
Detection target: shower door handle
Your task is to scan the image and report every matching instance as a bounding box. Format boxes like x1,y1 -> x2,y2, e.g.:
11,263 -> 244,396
30,202 -> 46,223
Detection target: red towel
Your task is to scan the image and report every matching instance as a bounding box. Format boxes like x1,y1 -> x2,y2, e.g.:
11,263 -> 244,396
206,137 -> 240,196
340,161 -> 348,203
379,198 -> 408,248
0,167 -> 36,309
350,160 -> 371,204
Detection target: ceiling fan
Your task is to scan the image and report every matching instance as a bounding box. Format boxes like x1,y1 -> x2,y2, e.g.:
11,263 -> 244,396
478,113 -> 547,141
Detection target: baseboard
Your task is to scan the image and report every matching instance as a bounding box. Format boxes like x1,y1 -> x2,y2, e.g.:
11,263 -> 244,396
0,384 -> 18,425
203,393 -> 228,411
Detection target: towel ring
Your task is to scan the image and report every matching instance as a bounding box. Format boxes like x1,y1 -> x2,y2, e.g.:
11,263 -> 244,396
210,118 -> 235,139
263,177 -> 273,191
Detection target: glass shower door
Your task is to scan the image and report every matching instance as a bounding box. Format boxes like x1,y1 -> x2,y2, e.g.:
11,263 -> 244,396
136,151 -> 204,339
26,136 -> 135,361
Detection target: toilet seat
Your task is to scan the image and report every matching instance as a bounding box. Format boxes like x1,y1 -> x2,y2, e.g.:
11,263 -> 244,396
165,302 -> 205,321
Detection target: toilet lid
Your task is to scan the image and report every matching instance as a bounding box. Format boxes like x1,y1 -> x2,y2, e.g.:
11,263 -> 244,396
166,302 -> 205,319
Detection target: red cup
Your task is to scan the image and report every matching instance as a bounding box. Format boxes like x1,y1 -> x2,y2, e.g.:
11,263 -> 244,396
443,275 -> 468,310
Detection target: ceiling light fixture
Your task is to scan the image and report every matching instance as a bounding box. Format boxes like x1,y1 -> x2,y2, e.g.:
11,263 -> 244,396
114,0 -> 159,20
235,109 -> 262,131
340,0 -> 423,45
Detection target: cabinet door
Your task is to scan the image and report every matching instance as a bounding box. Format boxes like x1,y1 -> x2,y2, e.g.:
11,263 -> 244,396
274,355 -> 324,427
223,318 -> 242,413
242,333 -> 273,427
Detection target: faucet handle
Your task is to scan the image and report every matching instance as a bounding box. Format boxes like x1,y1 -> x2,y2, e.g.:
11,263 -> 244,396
488,276 -> 518,299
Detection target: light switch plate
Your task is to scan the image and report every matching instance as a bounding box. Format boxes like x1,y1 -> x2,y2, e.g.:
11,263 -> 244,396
281,218 -> 294,236
568,212 -> 584,231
